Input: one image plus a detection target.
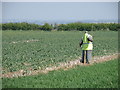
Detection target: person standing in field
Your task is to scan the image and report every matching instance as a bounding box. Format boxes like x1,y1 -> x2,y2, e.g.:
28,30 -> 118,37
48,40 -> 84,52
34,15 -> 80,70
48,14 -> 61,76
79,31 -> 93,64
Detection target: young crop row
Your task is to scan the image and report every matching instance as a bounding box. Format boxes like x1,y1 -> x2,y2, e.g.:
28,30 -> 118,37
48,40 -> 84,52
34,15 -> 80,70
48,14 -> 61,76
2,31 -> 118,74
2,59 -> 118,88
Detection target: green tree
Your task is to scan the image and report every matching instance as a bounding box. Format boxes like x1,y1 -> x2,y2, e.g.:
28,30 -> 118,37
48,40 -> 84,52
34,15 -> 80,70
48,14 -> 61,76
41,23 -> 52,31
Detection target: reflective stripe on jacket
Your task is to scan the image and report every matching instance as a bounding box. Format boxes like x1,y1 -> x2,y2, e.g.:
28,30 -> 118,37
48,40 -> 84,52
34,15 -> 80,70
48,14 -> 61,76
82,33 -> 93,50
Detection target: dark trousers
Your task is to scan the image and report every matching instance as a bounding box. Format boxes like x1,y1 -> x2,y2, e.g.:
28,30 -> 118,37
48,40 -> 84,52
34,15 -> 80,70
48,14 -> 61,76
81,50 -> 92,63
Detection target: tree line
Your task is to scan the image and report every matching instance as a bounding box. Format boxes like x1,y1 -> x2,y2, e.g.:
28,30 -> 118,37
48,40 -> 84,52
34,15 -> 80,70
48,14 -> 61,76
2,22 -> 52,31
2,22 -> 119,31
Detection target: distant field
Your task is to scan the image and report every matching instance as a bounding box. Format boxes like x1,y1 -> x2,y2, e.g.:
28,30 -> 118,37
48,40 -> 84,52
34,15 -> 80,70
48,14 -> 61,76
2,59 -> 118,88
2,31 -> 118,74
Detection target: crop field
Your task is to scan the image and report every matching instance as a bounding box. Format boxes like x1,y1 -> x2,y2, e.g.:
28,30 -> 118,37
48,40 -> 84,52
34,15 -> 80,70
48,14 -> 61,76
2,59 -> 118,88
2,30 -> 118,88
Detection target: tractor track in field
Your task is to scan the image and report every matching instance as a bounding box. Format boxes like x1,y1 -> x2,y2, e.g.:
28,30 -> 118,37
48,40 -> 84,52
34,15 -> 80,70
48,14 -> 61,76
1,53 -> 119,78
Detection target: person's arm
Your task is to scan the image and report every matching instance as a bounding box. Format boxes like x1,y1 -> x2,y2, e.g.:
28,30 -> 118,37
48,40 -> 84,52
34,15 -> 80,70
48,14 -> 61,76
87,35 -> 93,42
79,38 -> 83,47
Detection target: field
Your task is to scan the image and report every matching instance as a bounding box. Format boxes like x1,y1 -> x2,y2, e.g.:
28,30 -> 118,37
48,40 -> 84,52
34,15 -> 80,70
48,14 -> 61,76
2,30 -> 118,88
2,59 -> 118,88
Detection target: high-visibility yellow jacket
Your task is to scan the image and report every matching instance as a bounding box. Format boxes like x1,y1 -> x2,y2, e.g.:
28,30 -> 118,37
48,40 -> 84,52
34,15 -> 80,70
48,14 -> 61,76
82,33 -> 93,50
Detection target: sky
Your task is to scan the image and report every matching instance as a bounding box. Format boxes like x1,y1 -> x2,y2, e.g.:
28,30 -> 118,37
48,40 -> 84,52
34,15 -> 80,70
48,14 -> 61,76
2,2 -> 118,23
1,0 -> 120,2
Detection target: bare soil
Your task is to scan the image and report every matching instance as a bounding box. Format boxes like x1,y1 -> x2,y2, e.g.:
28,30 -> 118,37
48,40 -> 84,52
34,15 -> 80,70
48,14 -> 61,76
1,53 -> 118,78
10,39 -> 39,44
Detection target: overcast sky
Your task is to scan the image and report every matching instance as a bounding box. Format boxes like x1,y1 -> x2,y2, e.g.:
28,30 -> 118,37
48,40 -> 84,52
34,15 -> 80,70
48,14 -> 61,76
2,2 -> 118,22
